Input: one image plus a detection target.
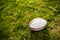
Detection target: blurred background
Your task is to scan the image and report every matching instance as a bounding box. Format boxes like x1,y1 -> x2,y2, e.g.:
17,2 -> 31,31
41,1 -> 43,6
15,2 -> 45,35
0,0 -> 60,40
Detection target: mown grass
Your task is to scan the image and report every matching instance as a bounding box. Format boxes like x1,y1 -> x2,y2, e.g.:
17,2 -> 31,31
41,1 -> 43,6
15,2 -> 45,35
0,0 -> 60,40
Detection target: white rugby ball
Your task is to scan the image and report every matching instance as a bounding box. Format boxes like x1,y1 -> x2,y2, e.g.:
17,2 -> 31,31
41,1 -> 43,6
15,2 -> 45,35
29,18 -> 47,31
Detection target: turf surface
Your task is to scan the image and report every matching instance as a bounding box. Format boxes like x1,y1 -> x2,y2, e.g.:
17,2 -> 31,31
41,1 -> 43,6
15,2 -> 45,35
0,0 -> 60,40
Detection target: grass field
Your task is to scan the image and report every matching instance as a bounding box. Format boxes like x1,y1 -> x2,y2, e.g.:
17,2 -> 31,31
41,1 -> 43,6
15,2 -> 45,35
0,0 -> 60,40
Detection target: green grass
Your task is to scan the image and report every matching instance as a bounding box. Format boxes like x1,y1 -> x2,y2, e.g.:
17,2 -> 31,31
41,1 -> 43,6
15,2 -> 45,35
0,0 -> 60,40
